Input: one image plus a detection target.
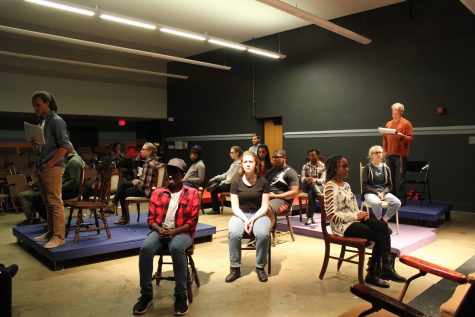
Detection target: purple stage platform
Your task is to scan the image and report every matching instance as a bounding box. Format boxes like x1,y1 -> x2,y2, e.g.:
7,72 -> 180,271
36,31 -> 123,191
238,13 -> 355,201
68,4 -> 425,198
277,215 -> 437,256
12,216 -> 216,270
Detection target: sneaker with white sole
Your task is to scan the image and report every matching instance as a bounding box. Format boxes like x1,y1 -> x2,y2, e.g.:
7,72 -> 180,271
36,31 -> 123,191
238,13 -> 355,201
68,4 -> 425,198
173,294 -> 189,316
44,237 -> 65,249
133,295 -> 152,315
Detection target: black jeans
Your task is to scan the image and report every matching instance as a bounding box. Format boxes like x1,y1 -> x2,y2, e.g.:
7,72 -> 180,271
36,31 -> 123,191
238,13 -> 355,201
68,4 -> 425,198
113,181 -> 145,218
344,218 -> 391,262
301,182 -> 323,219
208,182 -> 230,212
0,267 -> 12,317
386,155 -> 407,202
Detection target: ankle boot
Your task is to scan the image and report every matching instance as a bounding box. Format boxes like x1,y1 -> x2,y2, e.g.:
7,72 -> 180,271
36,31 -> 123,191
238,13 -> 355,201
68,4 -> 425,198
225,267 -> 241,283
365,257 -> 389,288
381,253 -> 407,283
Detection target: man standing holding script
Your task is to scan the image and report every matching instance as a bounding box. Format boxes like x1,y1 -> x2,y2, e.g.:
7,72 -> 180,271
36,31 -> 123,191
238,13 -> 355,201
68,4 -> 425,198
382,102 -> 414,205
30,91 -> 71,248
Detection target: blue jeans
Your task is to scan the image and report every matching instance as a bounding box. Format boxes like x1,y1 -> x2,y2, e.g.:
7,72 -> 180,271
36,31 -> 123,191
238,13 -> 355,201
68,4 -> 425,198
139,231 -> 192,297
364,193 -> 401,220
228,213 -> 271,269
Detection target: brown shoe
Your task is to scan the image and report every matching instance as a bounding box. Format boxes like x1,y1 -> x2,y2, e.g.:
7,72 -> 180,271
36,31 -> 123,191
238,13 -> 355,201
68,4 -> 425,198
113,217 -> 128,225
34,232 -> 51,242
44,237 -> 65,249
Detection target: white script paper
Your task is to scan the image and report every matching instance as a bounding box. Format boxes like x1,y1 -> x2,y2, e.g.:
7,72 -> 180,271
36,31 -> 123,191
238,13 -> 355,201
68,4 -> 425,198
24,121 -> 45,144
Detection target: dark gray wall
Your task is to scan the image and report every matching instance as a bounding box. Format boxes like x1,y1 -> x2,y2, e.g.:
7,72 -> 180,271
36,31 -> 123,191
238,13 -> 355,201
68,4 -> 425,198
167,0 -> 475,211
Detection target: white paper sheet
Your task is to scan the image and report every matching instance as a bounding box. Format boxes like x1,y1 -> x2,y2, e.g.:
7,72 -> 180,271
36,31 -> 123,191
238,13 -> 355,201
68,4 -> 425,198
24,121 -> 45,144
378,127 -> 396,135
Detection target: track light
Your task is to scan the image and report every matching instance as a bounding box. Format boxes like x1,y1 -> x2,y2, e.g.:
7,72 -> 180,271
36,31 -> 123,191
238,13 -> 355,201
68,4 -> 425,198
24,0 -> 95,16
100,14 -> 156,30
160,27 -> 206,41
208,38 -> 246,51
247,48 -> 280,59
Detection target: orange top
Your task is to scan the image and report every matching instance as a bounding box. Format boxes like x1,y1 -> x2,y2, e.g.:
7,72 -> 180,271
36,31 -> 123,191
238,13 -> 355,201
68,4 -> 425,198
382,117 -> 414,157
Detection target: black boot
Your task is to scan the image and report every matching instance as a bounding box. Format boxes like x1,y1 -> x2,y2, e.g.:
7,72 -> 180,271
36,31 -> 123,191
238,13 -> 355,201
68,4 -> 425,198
225,267 -> 241,283
365,257 -> 389,288
381,253 -> 407,283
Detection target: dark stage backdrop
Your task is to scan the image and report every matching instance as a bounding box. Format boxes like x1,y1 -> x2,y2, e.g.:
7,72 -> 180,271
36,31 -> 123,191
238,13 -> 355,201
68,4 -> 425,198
166,0 -> 475,211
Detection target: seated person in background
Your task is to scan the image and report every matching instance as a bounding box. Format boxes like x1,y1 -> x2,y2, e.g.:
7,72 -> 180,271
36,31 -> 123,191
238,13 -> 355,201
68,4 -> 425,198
108,142 -> 160,225
17,180 -> 41,225
324,154 -> 405,288
0,263 -> 19,317
265,149 -> 299,228
132,158 -> 199,316
301,148 -> 326,225
110,142 -> 125,163
206,146 -> 243,215
248,133 -> 261,154
362,145 -> 401,233
257,144 -> 272,177
18,144 -> 84,225
183,145 -> 205,189
226,151 -> 270,283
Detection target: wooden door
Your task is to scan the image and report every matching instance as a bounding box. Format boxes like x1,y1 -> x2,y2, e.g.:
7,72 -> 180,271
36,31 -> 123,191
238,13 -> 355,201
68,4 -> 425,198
263,118 -> 283,156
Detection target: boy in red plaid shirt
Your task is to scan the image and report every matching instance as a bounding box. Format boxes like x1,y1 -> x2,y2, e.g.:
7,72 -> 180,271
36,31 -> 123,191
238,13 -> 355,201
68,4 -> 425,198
133,158 -> 199,316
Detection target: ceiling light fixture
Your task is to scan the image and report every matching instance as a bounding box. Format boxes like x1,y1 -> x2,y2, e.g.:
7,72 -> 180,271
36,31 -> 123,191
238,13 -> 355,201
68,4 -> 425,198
100,14 -> 157,30
0,51 -> 188,79
0,25 -> 231,70
256,0 -> 372,45
247,48 -> 281,59
24,0 -> 95,16
160,27 -> 206,41
208,38 -> 246,51
460,0 -> 475,14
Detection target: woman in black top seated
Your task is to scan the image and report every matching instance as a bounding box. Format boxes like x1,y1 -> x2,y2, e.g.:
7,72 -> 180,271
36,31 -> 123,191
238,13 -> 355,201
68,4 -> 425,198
225,151 -> 270,283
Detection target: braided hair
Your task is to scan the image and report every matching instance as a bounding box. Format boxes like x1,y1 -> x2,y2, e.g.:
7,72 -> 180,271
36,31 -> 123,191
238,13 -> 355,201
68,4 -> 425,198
325,154 -> 345,182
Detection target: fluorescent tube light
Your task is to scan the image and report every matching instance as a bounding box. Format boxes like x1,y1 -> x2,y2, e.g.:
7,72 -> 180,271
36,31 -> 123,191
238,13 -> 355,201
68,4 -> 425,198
160,27 -> 206,41
257,0 -> 371,45
208,38 -> 246,51
247,48 -> 280,59
25,0 -> 95,16
100,14 -> 156,30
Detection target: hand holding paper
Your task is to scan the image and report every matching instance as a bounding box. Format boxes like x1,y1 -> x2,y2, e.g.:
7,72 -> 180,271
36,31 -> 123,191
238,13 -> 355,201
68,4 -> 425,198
24,121 -> 45,145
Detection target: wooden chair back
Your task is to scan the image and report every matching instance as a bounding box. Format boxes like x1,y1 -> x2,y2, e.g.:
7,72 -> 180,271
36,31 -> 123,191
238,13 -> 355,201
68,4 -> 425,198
6,173 -> 29,200
95,163 -> 114,204
156,163 -> 167,188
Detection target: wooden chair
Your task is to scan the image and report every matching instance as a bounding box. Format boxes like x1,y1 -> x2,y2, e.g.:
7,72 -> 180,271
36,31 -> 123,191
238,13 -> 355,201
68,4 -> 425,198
316,194 -> 370,284
339,255 -> 474,317
6,173 -> 29,214
360,163 -> 399,235
298,192 -> 308,222
271,203 -> 295,246
8,154 -> 34,178
124,163 -> 166,224
65,162 -> 113,243
152,244 -> 200,303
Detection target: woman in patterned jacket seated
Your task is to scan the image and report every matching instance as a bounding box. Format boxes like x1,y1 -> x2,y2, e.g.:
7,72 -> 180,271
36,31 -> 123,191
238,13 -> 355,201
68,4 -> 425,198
323,154 -> 406,288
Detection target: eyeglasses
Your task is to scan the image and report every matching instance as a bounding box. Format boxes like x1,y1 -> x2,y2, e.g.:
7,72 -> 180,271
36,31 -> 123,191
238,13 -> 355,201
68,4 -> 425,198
230,151 -> 236,154
371,151 -> 383,155
272,155 -> 285,160
141,148 -> 149,151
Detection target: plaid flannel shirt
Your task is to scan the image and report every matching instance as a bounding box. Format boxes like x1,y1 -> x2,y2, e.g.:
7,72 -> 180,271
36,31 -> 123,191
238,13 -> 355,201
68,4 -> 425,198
300,160 -> 326,185
147,185 -> 200,238
137,158 -> 161,197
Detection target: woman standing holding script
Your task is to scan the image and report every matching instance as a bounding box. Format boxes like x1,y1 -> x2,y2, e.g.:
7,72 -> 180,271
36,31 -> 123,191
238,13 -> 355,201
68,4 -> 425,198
381,102 -> 414,205
30,91 -> 71,249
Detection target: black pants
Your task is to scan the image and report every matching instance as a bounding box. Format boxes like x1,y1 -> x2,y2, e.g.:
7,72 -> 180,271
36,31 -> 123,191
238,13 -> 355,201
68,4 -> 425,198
301,182 -> 323,218
112,181 -> 145,218
208,182 -> 230,212
344,218 -> 390,262
0,267 -> 12,317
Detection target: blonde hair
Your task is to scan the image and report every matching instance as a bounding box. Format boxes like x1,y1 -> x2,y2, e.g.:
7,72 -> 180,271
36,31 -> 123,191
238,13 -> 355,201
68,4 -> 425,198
238,151 -> 260,175
368,145 -> 383,163
143,142 -> 157,159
